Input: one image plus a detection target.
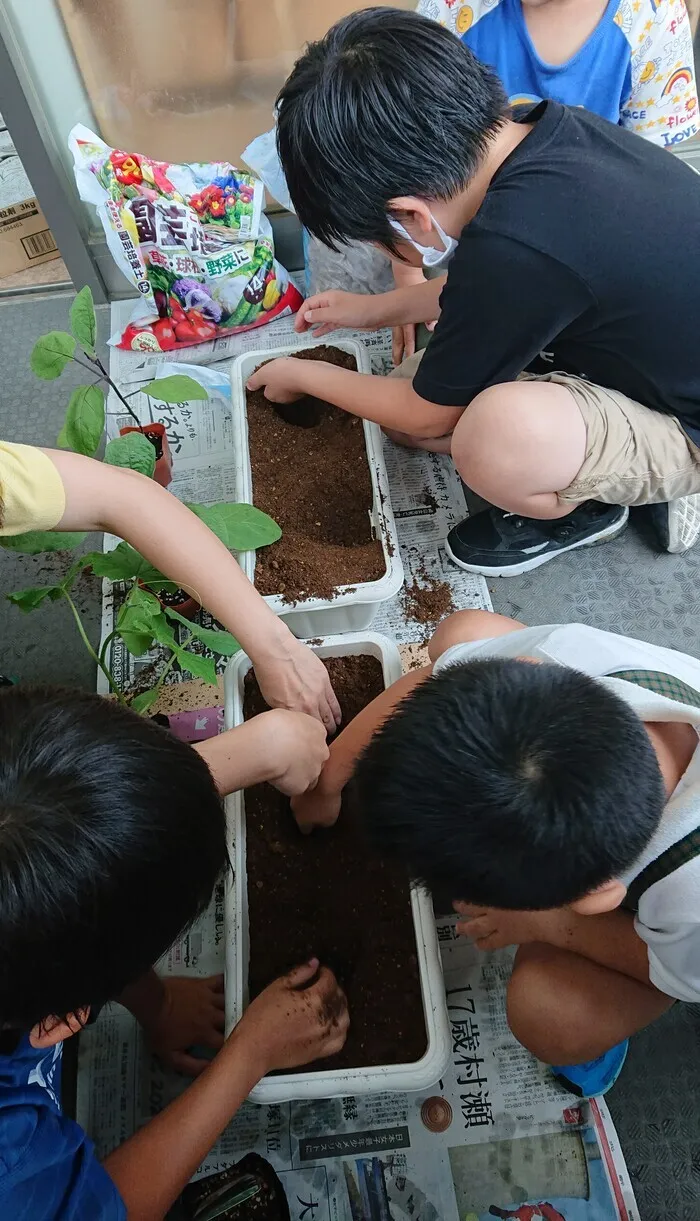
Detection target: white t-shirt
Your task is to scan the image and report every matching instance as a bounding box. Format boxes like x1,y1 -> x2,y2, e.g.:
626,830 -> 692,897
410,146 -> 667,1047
433,623 -> 700,1002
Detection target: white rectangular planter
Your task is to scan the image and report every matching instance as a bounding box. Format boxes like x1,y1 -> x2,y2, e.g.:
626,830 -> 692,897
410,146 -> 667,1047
224,632 -> 450,1104
230,338 -> 404,638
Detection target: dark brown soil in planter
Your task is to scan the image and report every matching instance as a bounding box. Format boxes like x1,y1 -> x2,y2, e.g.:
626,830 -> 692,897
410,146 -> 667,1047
245,346 -> 386,602
243,654 -> 427,1072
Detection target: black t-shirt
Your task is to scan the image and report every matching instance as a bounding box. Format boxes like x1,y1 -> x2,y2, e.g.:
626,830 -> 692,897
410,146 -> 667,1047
413,101 -> 700,445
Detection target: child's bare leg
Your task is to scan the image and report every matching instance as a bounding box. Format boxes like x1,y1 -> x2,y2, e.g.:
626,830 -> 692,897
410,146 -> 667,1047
384,427 -> 453,454
429,609 -> 526,661
507,943 -> 674,1064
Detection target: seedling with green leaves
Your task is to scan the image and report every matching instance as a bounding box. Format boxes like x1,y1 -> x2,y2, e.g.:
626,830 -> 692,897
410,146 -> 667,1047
31,285 -> 209,475
4,502 -> 281,714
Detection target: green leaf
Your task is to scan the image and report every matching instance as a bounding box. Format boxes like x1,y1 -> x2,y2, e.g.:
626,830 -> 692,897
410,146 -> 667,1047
164,607 -> 240,656
130,687 -> 161,714
30,331 -> 76,380
57,384 -> 105,456
148,374 -> 208,403
115,586 -> 163,656
172,644 -> 218,686
70,286 -> 97,355
104,432 -> 156,478
7,585 -> 62,612
150,616 -> 217,685
91,542 -> 167,586
150,614 -> 179,651
187,502 -> 281,551
0,530 -> 87,554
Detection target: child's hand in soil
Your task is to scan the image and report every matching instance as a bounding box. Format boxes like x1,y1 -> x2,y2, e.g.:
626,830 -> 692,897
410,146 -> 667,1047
260,708 -> 330,795
291,784 -> 342,834
246,357 -> 308,404
141,976 -> 225,1077
294,289 -> 383,337
254,642 -> 341,734
236,959 -> 349,1074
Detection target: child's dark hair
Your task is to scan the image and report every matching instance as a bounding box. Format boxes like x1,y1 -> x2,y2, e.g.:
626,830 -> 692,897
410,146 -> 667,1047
356,660 -> 666,909
0,687 -> 227,1031
276,6 -> 507,250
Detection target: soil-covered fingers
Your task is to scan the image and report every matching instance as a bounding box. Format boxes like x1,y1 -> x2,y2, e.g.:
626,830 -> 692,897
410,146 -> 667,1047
292,963 -> 349,1062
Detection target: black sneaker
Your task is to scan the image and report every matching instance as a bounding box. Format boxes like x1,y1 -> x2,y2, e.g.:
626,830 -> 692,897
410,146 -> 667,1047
647,495 -> 700,555
445,502 -> 629,577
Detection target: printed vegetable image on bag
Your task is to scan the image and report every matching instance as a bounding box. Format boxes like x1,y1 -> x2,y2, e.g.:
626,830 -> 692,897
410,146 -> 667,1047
69,125 -> 303,353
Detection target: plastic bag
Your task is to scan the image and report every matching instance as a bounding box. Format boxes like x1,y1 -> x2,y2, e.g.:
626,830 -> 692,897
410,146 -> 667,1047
242,127 -> 295,213
69,125 -> 303,353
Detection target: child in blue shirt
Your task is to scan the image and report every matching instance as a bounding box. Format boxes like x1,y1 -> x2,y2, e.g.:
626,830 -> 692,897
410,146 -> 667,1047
0,687 -> 346,1220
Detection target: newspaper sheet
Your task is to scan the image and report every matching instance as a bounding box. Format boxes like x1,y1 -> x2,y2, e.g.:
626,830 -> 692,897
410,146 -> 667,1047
78,303 -> 641,1220
77,897 -> 639,1220
98,303 -> 489,695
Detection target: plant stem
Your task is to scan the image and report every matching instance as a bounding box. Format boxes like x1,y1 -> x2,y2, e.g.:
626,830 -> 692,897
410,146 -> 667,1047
63,591 -> 124,700
95,354 -> 142,426
99,627 -> 120,670
71,349 -> 141,427
140,646 -> 180,708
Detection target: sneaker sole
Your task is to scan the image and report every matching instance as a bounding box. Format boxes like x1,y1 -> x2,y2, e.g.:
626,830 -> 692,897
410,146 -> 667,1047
666,494 -> 700,554
444,509 -> 629,578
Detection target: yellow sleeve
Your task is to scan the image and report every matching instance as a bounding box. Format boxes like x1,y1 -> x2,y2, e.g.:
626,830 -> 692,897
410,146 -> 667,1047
0,443 -> 66,536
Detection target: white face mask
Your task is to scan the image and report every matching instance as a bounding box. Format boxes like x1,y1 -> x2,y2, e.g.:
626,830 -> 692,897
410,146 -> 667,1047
388,213 -> 458,269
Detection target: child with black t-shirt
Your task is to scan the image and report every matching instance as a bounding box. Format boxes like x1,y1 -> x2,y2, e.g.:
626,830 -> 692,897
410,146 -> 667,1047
248,7 -> 700,572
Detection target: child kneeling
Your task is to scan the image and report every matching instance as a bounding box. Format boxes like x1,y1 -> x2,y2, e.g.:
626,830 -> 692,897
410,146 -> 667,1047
0,687 -> 346,1220
293,608 -> 700,1097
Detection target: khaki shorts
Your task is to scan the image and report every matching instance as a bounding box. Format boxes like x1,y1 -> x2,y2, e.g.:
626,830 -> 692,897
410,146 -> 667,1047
393,354 -> 700,507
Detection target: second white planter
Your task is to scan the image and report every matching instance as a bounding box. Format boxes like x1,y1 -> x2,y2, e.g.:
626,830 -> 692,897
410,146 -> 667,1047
230,338 -> 404,638
224,632 -> 450,1104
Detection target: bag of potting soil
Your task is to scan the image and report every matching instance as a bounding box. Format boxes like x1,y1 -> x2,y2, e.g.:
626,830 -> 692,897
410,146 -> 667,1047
69,125 -> 303,354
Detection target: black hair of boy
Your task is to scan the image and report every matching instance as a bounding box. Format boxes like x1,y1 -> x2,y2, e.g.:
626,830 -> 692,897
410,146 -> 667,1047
276,6 -> 507,251
0,687 -> 227,1031
355,660 -> 666,909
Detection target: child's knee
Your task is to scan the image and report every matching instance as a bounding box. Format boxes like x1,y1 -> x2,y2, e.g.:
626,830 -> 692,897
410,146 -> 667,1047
507,945 -> 585,1064
428,609 -> 501,662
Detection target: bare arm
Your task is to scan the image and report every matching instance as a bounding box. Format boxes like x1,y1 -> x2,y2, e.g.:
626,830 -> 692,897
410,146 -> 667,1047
41,448 -> 340,730
103,962 -> 348,1221
296,279 -> 445,335
456,904 -> 653,986
246,360 -> 462,440
292,666 -> 433,830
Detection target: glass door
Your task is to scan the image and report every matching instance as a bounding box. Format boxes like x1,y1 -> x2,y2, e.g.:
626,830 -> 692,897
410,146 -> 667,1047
0,0 -> 413,297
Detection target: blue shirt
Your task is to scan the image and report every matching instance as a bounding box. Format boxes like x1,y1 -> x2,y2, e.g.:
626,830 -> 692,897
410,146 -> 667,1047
0,1036 -> 125,1219
417,0 -> 699,150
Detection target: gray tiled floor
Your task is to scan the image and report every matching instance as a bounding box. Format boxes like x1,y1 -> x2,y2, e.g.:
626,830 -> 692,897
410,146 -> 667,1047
1,291 -> 699,1221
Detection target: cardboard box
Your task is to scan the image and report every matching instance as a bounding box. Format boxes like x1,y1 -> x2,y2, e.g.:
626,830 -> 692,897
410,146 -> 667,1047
0,196 -> 59,277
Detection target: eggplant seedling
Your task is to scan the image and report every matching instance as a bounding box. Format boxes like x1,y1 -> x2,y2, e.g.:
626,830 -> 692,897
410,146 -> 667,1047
3,501 -> 281,715
30,285 -> 210,481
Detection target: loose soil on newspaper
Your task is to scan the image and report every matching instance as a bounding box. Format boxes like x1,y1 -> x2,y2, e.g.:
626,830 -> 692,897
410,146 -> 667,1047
244,655 -> 427,1071
245,346 -> 385,602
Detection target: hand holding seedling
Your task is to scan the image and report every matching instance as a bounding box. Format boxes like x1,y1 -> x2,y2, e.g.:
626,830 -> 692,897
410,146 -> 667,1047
237,960 -> 349,1074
